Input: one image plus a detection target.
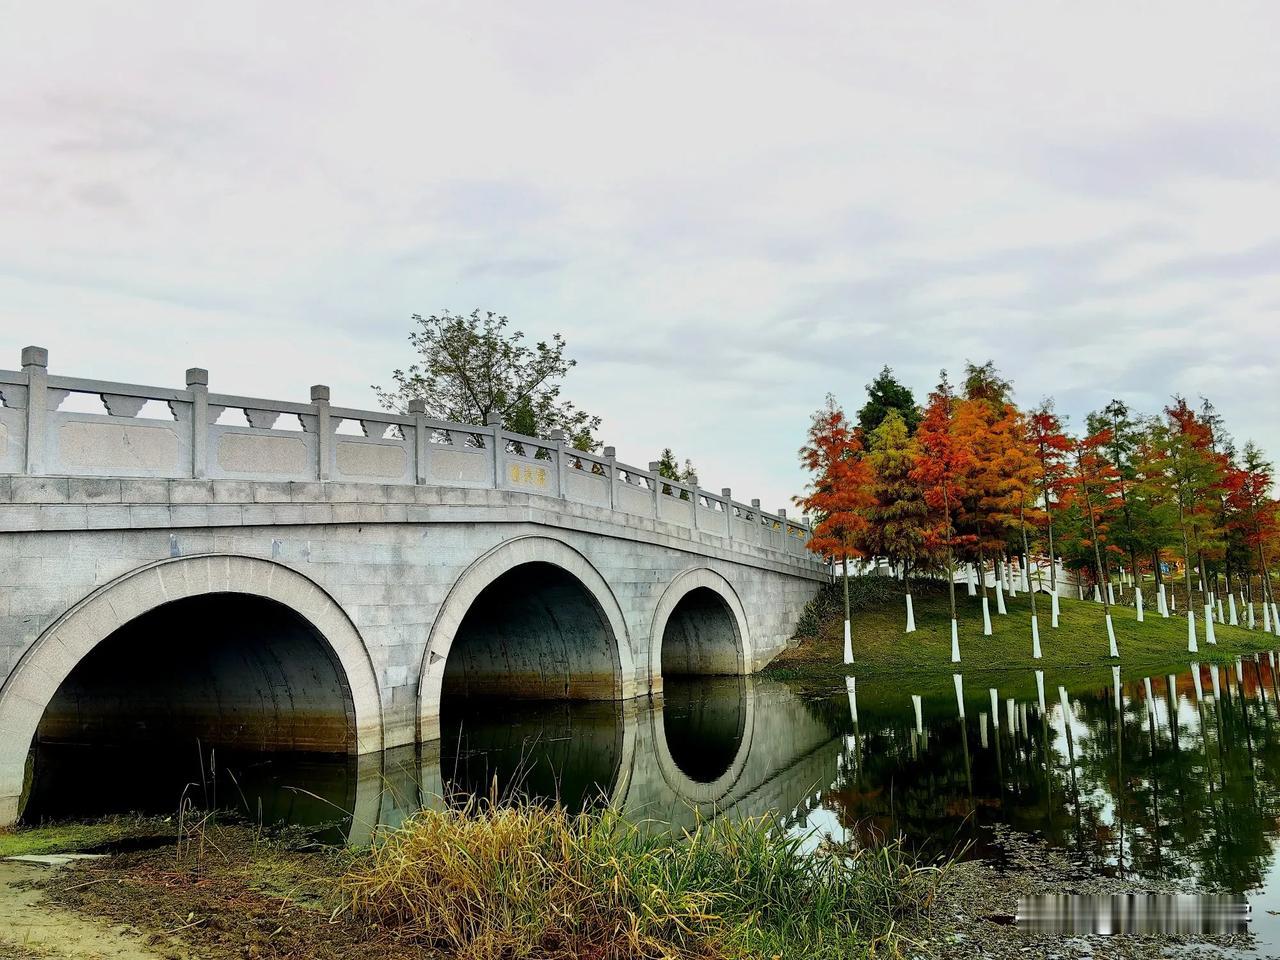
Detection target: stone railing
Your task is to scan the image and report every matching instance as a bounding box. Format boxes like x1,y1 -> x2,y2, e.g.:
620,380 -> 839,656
0,347 -> 815,560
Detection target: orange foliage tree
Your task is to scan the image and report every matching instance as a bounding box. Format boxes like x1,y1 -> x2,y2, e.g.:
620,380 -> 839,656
796,395 -> 873,646
912,374 -> 973,634
1028,402 -> 1073,593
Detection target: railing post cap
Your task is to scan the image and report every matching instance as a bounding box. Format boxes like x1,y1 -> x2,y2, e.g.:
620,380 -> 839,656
751,498 -> 761,507
310,384 -> 331,402
407,399 -> 426,414
21,345 -> 48,368
602,446 -> 616,458
185,367 -> 209,387
721,487 -> 732,498
550,428 -> 566,441
778,507 -> 787,518
486,413 -> 502,426
648,461 -> 661,472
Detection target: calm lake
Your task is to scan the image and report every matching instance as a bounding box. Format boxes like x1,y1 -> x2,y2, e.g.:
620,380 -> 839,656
24,656 -> 1280,953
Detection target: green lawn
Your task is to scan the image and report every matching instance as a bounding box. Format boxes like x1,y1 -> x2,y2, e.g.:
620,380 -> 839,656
767,579 -> 1278,682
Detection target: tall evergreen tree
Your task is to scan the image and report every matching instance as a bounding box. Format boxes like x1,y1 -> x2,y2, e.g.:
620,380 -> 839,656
857,366 -> 921,438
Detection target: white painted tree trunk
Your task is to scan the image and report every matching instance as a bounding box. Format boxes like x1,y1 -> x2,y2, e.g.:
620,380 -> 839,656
1106,614 -> 1118,658
1036,669 -> 1047,712
904,593 -> 916,633
1247,601 -> 1255,629
1093,584 -> 1102,603
954,673 -> 965,718
1210,663 -> 1221,700
1051,592 -> 1060,628
1107,583 -> 1116,605
1191,662 -> 1203,702
989,688 -> 1000,727
1021,558 -> 1031,592
1265,601 -> 1273,634
1187,608 -> 1199,653
1031,614 -> 1042,659
843,618 -> 853,665
1217,599 -> 1224,624
996,581 -> 1007,615
1112,664 -> 1121,711
1272,603 -> 1280,636
1006,698 -> 1016,733
912,694 -> 923,734
981,598 -> 992,636
951,618 -> 961,663
845,676 -> 858,723
966,564 -> 977,597
1144,676 -> 1157,723
1059,686 -> 1073,725
1229,594 -> 1238,626
1158,583 -> 1168,617
980,713 -> 988,748
1204,605 -> 1217,645
1136,588 -> 1144,622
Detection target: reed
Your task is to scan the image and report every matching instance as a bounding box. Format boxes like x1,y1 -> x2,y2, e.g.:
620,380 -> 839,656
340,796 -> 946,959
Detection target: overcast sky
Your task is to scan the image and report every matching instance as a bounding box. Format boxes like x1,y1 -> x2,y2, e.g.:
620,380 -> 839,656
3,2 -> 1278,511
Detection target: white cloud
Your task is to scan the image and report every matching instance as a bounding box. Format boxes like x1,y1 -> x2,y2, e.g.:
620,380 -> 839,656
1,0 -> 1278,511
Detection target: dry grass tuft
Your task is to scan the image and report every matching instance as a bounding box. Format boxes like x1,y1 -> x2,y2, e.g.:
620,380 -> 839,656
340,795 -> 947,960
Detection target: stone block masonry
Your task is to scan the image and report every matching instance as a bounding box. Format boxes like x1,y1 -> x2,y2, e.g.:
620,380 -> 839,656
0,347 -> 824,825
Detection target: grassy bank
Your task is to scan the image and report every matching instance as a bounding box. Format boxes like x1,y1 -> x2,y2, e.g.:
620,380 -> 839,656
768,576 -> 1280,683
15,802 -> 949,960
342,799 -> 946,960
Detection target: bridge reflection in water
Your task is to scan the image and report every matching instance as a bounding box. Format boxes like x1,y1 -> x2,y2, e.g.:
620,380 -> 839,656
23,677 -> 842,842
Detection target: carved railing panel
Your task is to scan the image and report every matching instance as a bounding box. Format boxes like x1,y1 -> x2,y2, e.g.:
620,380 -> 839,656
0,348 -> 817,570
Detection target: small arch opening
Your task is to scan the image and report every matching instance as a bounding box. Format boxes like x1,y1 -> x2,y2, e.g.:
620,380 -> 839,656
21,594 -> 358,828
660,586 -> 742,677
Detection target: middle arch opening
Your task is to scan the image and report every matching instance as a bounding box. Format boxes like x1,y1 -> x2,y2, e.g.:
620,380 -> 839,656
441,561 -> 620,702
660,586 -> 742,677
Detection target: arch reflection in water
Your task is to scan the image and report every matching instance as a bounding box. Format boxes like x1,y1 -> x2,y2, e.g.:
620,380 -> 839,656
439,699 -> 627,812
656,677 -> 749,785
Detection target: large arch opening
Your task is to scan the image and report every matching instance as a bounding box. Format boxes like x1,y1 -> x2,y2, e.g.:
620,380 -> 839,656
438,560 -> 624,809
660,586 -> 743,677
21,594 -> 360,828
441,561 -> 620,702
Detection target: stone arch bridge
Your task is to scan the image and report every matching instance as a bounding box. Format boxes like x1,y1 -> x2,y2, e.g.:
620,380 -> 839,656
0,347 -> 824,824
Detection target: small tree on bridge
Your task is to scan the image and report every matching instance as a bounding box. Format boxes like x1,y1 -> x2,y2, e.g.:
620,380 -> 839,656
374,310 -> 602,450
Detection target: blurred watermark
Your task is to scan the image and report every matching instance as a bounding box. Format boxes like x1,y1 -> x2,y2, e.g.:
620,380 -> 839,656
1017,895 -> 1249,935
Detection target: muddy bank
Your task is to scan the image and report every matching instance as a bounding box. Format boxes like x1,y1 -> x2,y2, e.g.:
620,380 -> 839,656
910,826 -> 1254,959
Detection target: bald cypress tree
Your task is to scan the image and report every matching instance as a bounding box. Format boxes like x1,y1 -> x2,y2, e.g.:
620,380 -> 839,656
861,411 -> 931,631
